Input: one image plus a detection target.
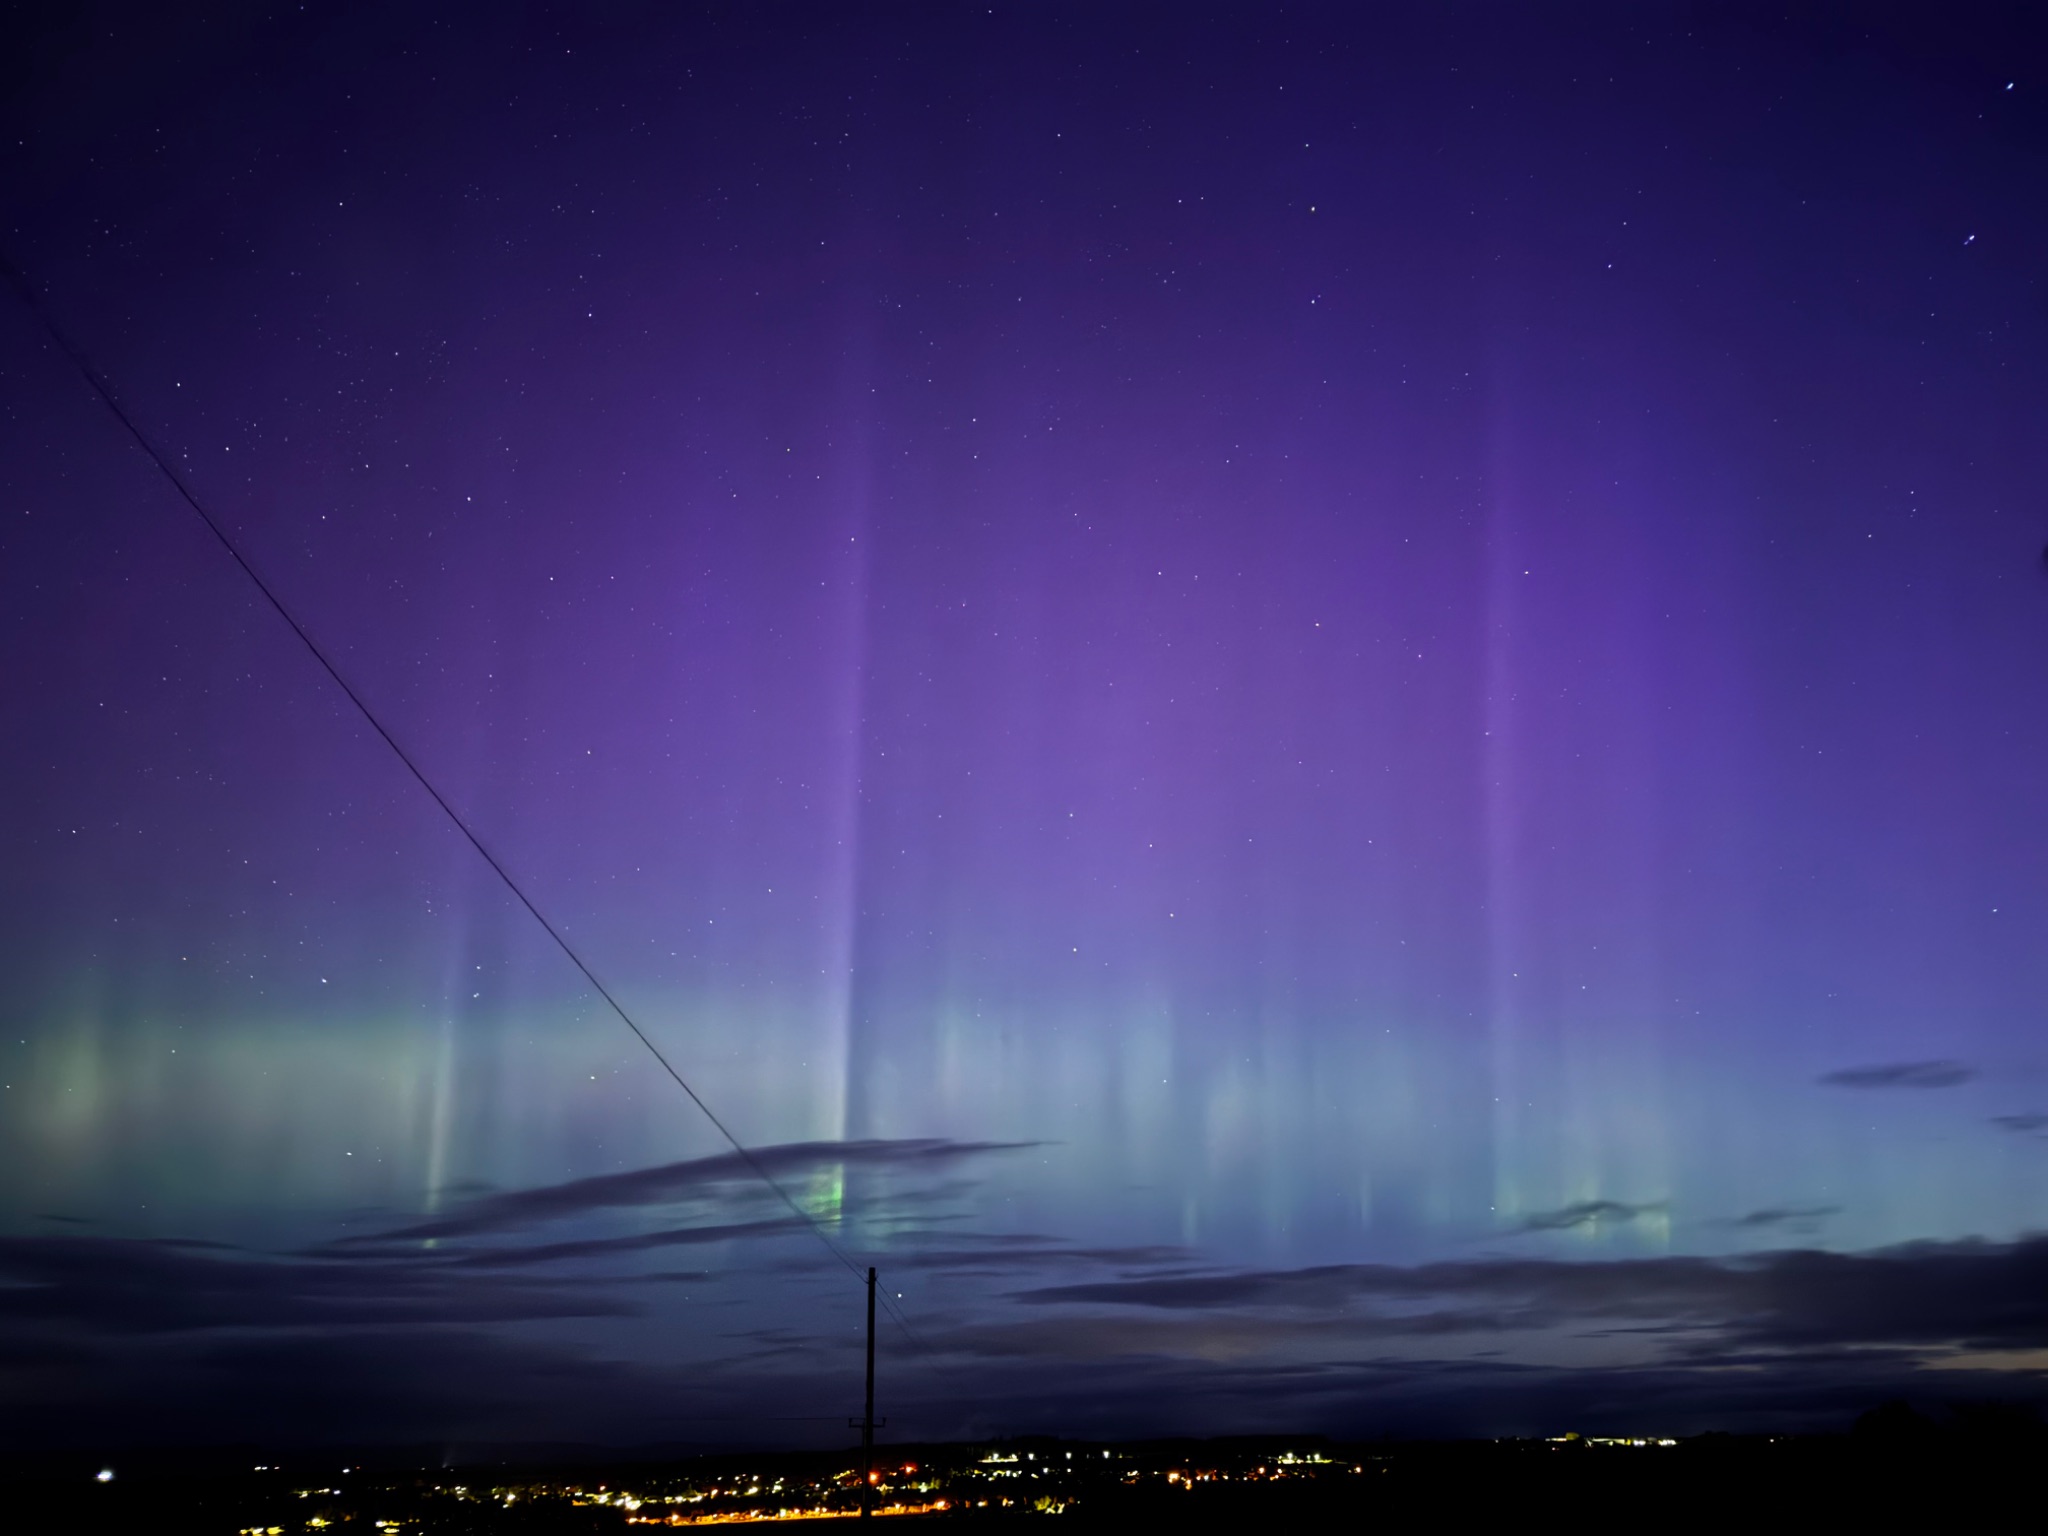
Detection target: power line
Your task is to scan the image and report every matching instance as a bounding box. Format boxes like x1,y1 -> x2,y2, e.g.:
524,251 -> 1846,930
1,253 -> 924,1348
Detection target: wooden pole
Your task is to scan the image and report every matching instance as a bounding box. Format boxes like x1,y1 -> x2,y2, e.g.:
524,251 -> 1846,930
861,1266 -> 876,1519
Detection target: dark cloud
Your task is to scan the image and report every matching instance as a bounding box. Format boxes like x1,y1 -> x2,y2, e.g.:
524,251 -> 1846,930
0,1325 -> 766,1452
18,1223 -> 2048,1449
1992,1113 -> 2048,1134
20,1157 -> 2048,1453
1011,1236 -> 2048,1356
350,1138 -> 1040,1244
876,1345 -> 2023,1446
0,1235 -> 625,1335
1819,1060 -> 1974,1089
1018,1271 -> 1333,1311
1725,1206 -> 1841,1230
1518,1200 -> 1665,1232
441,1217 -> 810,1268
0,1232 -> 859,1449
859,1237 -> 1193,1275
7,1312 -> 2027,1452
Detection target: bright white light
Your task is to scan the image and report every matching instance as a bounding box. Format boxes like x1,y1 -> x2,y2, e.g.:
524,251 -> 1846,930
96,1469 -> 114,1483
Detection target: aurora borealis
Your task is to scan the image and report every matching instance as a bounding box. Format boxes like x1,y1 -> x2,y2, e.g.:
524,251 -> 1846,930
6,3 -> 2048,1449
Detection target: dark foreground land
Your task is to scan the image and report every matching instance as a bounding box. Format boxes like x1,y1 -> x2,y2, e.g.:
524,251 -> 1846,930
15,1423 -> 2048,1534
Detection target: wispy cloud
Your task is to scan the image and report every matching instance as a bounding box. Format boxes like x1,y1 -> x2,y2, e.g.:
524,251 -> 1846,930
1818,1060 -> 1974,1089
1724,1205 -> 1840,1230
1992,1113 -> 2048,1134
346,1138 -> 1041,1245
441,1218 -> 810,1268
1518,1199 -> 1665,1232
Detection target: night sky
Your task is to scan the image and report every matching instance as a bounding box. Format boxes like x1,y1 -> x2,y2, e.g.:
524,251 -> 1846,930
6,2 -> 2048,1452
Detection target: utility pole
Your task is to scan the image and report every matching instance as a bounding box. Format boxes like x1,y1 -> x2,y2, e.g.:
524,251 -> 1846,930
852,1266 -> 880,1519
